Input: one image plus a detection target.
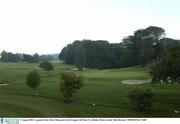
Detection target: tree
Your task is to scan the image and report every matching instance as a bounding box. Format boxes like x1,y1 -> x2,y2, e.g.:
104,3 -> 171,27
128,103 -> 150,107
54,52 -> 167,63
23,54 -> 33,63
60,72 -> 84,103
32,53 -> 39,63
26,70 -> 41,95
60,44 -> 76,65
128,88 -> 154,112
121,36 -> 139,67
145,26 -> 165,40
160,38 -> 180,56
59,40 -> 117,69
74,43 -> 86,71
8,53 -> 21,62
1,50 -> 9,62
110,43 -> 123,67
0,50 -> 22,62
39,61 -> 54,73
133,26 -> 165,66
145,26 -> 165,60
150,46 -> 180,84
134,29 -> 154,67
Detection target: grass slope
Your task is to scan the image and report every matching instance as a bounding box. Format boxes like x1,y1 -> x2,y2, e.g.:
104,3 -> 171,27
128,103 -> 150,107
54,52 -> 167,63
0,62 -> 180,117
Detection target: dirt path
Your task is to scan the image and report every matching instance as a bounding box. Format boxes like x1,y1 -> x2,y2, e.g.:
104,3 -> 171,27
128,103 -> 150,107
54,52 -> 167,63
121,79 -> 151,85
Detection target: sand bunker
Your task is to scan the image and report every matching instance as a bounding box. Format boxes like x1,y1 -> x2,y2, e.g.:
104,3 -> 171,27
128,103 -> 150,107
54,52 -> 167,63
121,79 -> 151,85
0,80 -> 8,86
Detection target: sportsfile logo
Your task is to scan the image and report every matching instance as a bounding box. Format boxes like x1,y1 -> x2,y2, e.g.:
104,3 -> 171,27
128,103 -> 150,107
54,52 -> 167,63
1,118 -> 19,124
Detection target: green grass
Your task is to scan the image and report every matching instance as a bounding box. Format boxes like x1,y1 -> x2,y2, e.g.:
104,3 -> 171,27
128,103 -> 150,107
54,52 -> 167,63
0,62 -> 180,117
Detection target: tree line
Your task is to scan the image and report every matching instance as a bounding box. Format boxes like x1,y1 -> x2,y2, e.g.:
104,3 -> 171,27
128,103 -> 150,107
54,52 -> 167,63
59,26 -> 180,69
0,50 -> 39,63
0,50 -> 58,63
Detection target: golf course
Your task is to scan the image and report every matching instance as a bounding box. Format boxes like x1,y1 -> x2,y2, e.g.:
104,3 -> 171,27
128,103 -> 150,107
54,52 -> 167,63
0,62 -> 180,117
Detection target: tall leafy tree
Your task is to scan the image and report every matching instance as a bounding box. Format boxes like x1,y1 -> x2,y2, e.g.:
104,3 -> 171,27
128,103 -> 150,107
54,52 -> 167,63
145,26 -> 165,60
32,53 -> 39,63
134,29 -> 153,67
150,46 -> 180,84
26,70 -> 41,95
23,54 -> 33,62
1,50 -> 9,62
133,26 -> 165,66
60,72 -> 84,103
74,43 -> 86,71
121,36 -> 139,66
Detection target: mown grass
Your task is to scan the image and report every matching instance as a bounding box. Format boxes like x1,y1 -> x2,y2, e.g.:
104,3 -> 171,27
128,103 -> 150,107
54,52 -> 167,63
0,62 -> 180,117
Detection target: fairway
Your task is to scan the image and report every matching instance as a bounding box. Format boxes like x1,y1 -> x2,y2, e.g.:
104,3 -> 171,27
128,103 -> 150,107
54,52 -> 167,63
0,62 -> 180,117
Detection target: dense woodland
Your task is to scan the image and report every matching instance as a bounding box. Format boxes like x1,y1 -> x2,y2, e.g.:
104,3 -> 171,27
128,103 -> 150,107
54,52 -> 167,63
59,26 -> 180,69
0,26 -> 180,69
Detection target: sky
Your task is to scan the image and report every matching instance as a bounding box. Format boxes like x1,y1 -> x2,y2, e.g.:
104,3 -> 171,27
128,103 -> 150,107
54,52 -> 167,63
0,0 -> 179,54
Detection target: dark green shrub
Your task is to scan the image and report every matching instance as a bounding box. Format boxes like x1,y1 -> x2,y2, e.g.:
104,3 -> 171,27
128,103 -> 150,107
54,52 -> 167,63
39,61 -> 54,72
128,88 -> 154,112
26,70 -> 41,95
60,71 -> 84,103
150,47 -> 180,84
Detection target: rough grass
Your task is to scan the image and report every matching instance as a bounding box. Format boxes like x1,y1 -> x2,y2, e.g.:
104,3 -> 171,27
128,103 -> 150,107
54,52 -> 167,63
0,62 -> 180,117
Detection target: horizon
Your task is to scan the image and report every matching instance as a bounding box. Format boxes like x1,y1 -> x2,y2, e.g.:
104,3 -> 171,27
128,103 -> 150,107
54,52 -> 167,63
0,0 -> 180,54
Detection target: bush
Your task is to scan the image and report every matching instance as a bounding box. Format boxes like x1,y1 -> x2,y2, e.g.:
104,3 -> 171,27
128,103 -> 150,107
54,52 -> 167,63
150,47 -> 180,84
39,61 -> 54,72
60,71 -> 84,103
128,88 -> 154,112
26,70 -> 41,95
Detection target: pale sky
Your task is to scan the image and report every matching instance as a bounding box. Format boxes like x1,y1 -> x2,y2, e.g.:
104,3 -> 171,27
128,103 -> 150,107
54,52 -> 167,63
0,0 -> 179,54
